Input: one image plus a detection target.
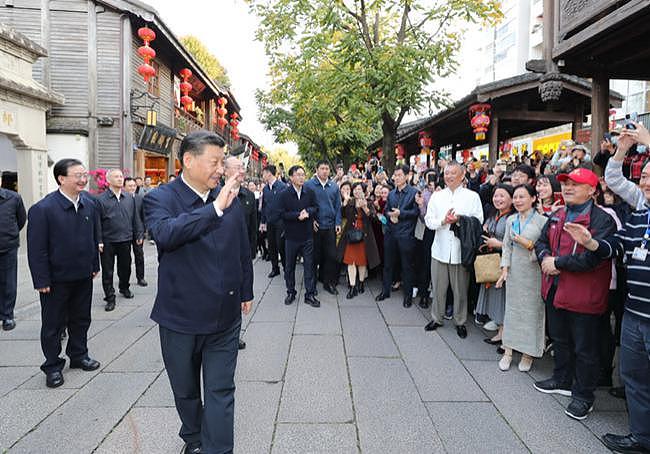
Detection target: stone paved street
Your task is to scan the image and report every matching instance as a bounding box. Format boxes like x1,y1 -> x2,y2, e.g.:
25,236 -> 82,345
0,244 -> 629,453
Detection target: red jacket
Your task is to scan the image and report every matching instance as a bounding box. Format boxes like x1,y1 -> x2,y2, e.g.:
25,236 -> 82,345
536,204 -> 617,315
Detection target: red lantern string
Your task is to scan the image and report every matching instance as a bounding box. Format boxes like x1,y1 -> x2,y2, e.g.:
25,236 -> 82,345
179,68 -> 193,111
137,26 -> 157,82
216,97 -> 228,130
468,103 -> 491,141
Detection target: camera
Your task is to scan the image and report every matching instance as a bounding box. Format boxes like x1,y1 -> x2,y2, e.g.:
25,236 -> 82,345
625,112 -> 638,130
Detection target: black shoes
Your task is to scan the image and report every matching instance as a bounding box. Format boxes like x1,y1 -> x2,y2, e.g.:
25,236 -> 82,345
357,281 -> 365,294
323,283 -> 338,295
609,386 -> 626,399
456,325 -> 467,338
70,357 -> 101,371
483,338 -> 502,345
46,371 -> 64,388
268,269 -> 280,278
602,434 -> 650,453
120,289 -> 134,299
533,378 -> 572,397
565,398 -> 593,420
2,319 -> 16,331
375,292 -> 389,302
181,442 -> 202,454
305,295 -> 321,308
238,339 -> 246,350
418,296 -> 430,309
403,296 -> 412,308
424,321 -> 443,331
284,293 -> 296,305
137,279 -> 148,287
346,285 -> 357,300
105,300 -> 116,312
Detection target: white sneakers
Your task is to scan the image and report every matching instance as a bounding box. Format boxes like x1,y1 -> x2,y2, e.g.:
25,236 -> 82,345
499,353 -> 534,372
483,320 -> 499,331
499,354 -> 512,371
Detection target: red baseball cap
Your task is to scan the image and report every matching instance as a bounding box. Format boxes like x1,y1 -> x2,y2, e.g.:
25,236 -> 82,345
556,168 -> 599,187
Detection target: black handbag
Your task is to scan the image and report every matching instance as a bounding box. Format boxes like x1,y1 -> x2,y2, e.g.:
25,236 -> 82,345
346,228 -> 364,243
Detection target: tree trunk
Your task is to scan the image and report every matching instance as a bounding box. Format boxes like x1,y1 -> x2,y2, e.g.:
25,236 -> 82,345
381,112 -> 397,175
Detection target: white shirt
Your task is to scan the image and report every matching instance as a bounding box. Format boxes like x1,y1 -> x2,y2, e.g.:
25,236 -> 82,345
293,184 -> 302,200
425,186 -> 484,264
59,189 -> 80,212
181,174 -> 223,217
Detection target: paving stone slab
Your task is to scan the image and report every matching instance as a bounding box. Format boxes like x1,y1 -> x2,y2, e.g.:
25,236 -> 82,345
0,340 -> 43,366
11,372 -> 157,453
252,286 -> 299,322
294,295 -> 341,335
235,322 -> 293,382
436,321 -> 502,361
0,320 -> 42,340
337,290 -> 377,307
348,357 -> 444,453
272,423 -> 358,454
135,371 -> 175,407
377,300 -> 427,326
340,307 -> 398,357
425,402 -> 528,453
0,366 -> 38,397
94,407 -> 183,454
89,303 -> 140,321
105,327 -> 163,373
582,411 -> 630,441
235,381 -> 282,454
463,360 -> 610,454
0,388 -> 75,450
391,327 -> 487,402
279,335 -> 353,423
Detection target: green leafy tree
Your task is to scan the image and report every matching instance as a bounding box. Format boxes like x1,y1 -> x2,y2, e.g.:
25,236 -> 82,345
251,0 -> 501,173
180,35 -> 231,89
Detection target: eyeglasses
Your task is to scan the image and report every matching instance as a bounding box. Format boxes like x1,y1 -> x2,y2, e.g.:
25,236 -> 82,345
68,173 -> 89,180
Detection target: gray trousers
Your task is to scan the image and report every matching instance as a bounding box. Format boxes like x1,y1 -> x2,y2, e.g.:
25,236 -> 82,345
432,260 -> 469,326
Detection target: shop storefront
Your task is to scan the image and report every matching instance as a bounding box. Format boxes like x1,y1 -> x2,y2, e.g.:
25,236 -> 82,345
134,124 -> 178,184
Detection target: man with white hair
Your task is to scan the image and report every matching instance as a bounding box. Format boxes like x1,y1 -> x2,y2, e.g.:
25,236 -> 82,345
95,169 -> 143,311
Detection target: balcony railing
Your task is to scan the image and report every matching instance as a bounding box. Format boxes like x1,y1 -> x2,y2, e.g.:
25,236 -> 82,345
174,107 -> 204,136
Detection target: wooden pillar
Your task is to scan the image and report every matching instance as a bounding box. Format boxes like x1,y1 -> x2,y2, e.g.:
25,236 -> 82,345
591,72 -> 609,158
572,104 -> 584,141
87,0 -> 98,171
488,115 -> 499,166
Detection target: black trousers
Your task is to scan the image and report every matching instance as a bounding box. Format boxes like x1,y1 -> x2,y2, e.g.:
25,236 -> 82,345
285,239 -> 316,297
382,234 -> 415,297
132,239 -> 145,281
415,229 -> 435,297
547,301 -> 601,403
0,247 -> 18,320
40,278 -> 92,373
101,241 -> 132,299
267,222 -> 285,272
313,228 -> 337,285
159,321 -> 241,453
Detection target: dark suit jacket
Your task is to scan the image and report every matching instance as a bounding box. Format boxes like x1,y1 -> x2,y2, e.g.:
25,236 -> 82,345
237,186 -> 257,257
27,191 -> 100,288
143,178 -> 254,335
280,185 -> 318,243
133,192 -> 146,230
0,188 -> 26,253
261,179 -> 287,225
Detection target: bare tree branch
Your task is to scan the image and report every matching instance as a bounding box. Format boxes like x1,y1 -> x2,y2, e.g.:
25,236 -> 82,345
397,1 -> 411,44
373,12 -> 379,45
396,106 -> 409,126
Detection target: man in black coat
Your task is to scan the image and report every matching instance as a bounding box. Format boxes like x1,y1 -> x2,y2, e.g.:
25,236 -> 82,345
260,164 -> 287,277
124,177 -> 147,287
27,159 -> 101,388
0,172 -> 27,331
225,157 -> 257,260
95,169 -> 144,311
280,165 -> 320,307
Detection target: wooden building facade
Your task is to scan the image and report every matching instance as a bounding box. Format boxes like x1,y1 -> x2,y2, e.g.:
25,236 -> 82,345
0,0 -> 244,188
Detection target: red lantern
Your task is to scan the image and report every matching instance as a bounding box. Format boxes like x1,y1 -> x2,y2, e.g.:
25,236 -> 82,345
261,156 -> 268,166
469,103 -> 491,141
179,68 -> 193,111
215,97 -> 228,130
137,26 -> 157,83
395,144 -> 406,159
217,117 -> 228,129
418,131 -> 432,149
252,149 -> 259,161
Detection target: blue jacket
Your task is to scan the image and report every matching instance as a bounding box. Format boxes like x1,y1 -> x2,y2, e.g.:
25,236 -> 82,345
304,176 -> 341,229
384,184 -> 419,238
280,185 -> 318,243
0,188 -> 26,253
261,179 -> 287,225
27,191 -> 100,288
144,178 -> 254,335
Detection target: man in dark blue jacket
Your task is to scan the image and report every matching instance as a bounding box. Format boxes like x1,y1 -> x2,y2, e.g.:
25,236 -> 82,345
304,160 -> 342,295
280,165 -> 320,307
375,164 -> 420,307
260,164 -> 287,278
144,131 -> 253,454
0,172 -> 27,331
27,159 -> 101,388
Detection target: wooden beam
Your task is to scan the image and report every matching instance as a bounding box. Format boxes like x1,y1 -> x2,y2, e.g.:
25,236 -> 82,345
498,110 -> 575,123
488,115 -> 499,167
553,0 -> 650,59
476,82 -> 540,102
572,103 -> 584,140
87,0 -> 98,171
591,72 -> 609,156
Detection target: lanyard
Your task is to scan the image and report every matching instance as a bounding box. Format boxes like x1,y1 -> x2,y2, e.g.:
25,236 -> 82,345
641,211 -> 650,249
513,211 -> 534,236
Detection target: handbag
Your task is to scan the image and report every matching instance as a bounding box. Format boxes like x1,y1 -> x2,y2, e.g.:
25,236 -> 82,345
473,252 -> 501,284
346,228 -> 364,243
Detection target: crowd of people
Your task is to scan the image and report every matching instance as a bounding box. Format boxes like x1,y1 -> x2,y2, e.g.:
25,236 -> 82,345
0,121 -> 648,453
